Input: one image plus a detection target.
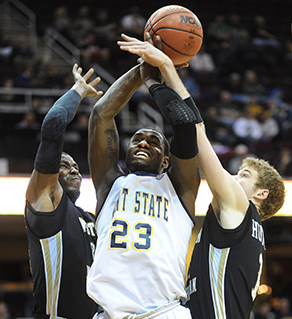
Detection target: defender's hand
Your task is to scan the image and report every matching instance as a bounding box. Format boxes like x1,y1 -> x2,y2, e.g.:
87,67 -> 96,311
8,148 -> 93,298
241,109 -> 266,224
72,64 -> 103,99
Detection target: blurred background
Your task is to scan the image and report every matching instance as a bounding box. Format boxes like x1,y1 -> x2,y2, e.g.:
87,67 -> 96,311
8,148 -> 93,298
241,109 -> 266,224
0,0 -> 292,317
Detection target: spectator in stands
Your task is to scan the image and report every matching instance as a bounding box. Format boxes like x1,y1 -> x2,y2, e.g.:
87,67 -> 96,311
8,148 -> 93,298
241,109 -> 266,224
214,89 -> 242,127
258,110 -> 280,143
120,6 -> 146,38
253,301 -> 276,319
275,297 -> 292,319
67,17 -> 89,47
249,15 -> 280,49
224,72 -> 243,93
41,62 -> 63,88
11,34 -> 35,66
267,99 -> 290,139
242,70 -> 265,96
93,7 -> 117,45
78,30 -> 110,69
177,68 -> 200,100
216,39 -> 244,74
14,111 -> 40,139
234,32 -> 259,69
0,33 -> 14,65
0,301 -> 12,319
207,14 -> 231,44
246,95 -> 264,117
228,144 -> 256,175
0,79 -> 18,103
53,6 -> 71,38
202,106 -> 234,146
188,44 -> 217,76
17,62 -> 39,88
273,147 -> 292,178
227,14 -> 249,50
232,107 -> 263,153
77,6 -> 94,30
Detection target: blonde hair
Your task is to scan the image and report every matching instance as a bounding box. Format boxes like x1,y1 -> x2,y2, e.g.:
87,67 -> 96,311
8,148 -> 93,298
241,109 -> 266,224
240,157 -> 285,220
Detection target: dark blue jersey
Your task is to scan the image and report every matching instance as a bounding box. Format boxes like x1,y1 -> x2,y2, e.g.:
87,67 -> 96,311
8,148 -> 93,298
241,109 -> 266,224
186,201 -> 265,319
25,192 -> 98,319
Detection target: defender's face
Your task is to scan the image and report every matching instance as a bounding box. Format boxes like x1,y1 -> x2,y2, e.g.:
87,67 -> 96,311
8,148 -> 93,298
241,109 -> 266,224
125,129 -> 168,174
234,166 -> 259,199
59,153 -> 82,200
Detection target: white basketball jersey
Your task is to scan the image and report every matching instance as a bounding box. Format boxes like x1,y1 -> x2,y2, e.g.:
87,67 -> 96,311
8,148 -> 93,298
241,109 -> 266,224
87,172 -> 194,319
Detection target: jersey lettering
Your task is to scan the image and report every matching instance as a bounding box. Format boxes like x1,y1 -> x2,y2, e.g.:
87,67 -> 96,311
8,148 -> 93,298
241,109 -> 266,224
111,187 -> 169,222
78,217 -> 96,236
251,219 -> 265,247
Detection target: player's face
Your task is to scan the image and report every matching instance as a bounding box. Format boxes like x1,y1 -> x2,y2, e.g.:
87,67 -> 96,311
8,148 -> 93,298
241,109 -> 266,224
126,129 -> 169,174
59,153 -> 82,202
234,166 -> 259,199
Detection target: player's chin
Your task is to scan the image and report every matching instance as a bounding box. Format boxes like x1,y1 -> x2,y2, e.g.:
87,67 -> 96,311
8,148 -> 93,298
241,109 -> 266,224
68,179 -> 81,190
130,160 -> 151,172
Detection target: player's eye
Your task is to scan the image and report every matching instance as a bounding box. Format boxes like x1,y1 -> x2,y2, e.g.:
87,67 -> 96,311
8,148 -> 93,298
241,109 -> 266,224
150,140 -> 159,147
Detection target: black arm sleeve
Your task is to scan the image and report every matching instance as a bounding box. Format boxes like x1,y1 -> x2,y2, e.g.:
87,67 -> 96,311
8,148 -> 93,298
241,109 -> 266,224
149,84 -> 198,159
184,96 -> 203,124
35,90 -> 81,174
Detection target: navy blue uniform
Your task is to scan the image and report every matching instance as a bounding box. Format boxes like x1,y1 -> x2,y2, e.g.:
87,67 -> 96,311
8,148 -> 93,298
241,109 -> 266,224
25,192 -> 98,319
186,201 -> 265,319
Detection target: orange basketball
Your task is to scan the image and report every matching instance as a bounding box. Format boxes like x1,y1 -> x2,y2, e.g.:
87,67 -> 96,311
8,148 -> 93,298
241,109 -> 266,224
144,5 -> 203,65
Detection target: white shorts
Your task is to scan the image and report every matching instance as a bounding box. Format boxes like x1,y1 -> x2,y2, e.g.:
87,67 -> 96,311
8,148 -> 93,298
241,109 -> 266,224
92,300 -> 192,319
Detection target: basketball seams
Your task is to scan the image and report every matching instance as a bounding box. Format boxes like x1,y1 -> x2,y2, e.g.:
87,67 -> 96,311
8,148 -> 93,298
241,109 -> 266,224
149,11 -> 201,30
160,39 -> 202,57
153,27 -> 203,40
144,5 -> 203,64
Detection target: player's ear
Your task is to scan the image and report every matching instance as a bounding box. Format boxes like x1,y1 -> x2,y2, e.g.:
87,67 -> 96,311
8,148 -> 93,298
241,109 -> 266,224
254,189 -> 269,200
162,156 -> 169,170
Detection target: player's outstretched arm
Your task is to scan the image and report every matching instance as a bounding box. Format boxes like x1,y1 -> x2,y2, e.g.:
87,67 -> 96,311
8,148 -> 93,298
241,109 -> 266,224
196,122 -> 249,228
88,64 -> 143,213
26,64 -> 102,212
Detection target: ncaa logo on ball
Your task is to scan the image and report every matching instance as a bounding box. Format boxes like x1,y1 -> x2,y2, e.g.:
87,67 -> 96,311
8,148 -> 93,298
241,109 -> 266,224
180,15 -> 201,28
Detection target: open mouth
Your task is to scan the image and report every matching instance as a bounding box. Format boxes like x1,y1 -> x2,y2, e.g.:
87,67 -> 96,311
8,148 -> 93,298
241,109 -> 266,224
135,151 -> 150,158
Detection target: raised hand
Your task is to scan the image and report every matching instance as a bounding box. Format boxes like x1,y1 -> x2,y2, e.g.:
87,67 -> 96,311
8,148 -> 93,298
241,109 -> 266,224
72,64 -> 103,99
118,33 -> 172,69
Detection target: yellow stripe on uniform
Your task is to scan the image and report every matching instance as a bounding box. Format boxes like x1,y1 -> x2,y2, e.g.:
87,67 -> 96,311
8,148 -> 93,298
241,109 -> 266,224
184,227 -> 197,285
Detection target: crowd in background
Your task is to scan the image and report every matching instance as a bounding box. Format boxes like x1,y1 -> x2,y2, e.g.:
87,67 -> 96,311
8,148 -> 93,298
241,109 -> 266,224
0,5 -> 292,177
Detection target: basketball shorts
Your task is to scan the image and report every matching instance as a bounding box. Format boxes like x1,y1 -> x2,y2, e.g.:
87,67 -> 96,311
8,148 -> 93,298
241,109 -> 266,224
92,299 -> 192,319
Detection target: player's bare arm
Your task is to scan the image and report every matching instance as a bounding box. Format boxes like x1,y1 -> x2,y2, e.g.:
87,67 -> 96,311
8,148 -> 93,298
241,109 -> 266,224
88,64 -> 143,212
196,123 -> 249,228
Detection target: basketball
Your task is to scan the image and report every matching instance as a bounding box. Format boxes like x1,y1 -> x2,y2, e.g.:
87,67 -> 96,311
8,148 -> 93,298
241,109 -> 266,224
144,5 -> 203,65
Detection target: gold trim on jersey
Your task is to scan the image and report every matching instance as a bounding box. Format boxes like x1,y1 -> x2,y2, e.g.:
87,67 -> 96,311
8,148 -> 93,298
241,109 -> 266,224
185,227 -> 197,285
40,231 -> 63,316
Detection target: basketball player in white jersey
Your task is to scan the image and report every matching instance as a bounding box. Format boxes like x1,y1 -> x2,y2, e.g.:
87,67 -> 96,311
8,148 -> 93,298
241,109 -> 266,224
86,33 -> 201,318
